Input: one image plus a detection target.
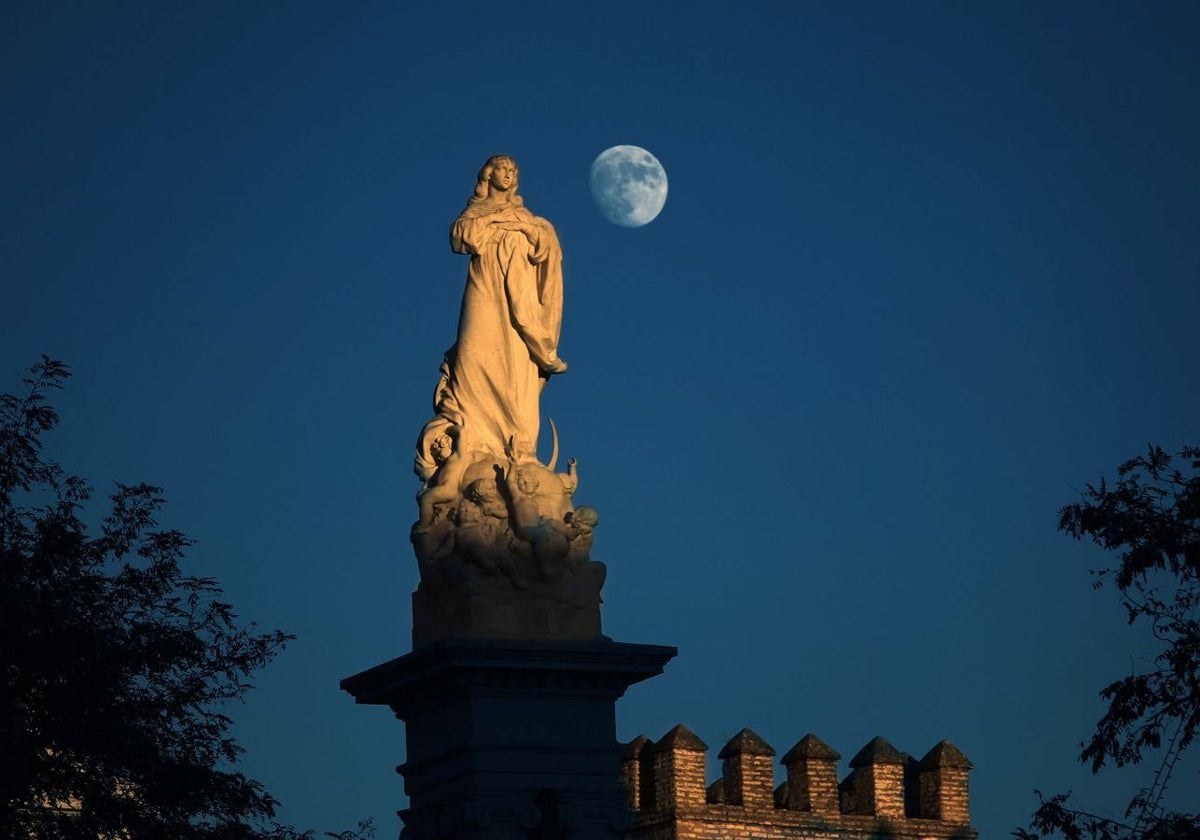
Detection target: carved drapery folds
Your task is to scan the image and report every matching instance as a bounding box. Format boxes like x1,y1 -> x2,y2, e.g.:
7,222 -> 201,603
410,156 -> 603,644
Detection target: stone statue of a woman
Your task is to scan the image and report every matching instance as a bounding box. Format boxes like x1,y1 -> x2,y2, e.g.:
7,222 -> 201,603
410,157 -> 603,645
415,155 -> 567,480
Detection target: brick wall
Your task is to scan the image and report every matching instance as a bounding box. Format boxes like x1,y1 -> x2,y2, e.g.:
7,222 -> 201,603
648,725 -> 708,811
781,733 -> 840,815
623,726 -> 977,840
919,740 -> 973,823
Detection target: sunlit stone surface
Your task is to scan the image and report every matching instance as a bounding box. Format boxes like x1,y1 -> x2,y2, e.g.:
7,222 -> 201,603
410,155 -> 605,645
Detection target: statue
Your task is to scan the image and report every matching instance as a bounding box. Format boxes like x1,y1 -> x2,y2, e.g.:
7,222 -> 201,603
415,155 -> 567,477
410,156 -> 605,645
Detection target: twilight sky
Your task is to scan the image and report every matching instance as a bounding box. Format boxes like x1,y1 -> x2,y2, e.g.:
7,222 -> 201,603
3,2 -> 1198,836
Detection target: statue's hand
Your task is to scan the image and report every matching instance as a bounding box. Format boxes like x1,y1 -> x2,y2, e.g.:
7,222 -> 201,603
498,222 -> 540,245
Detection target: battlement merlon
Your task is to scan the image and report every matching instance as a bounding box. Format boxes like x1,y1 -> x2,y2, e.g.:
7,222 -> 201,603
781,733 -> 841,815
621,726 -> 977,840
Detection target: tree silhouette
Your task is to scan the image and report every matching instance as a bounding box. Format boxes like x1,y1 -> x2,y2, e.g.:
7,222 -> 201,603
1017,445 -> 1199,840
0,357 -> 371,839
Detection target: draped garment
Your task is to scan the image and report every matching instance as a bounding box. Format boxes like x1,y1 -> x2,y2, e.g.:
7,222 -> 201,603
416,199 -> 563,475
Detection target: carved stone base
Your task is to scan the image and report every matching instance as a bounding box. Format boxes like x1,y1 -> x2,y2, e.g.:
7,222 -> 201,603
412,584 -> 603,648
341,639 -> 676,840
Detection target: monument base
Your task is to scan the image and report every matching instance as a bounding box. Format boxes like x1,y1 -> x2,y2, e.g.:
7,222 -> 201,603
412,584 -> 603,648
341,638 -> 675,840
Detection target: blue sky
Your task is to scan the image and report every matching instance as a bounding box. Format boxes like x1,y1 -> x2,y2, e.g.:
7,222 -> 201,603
3,2 -> 1198,836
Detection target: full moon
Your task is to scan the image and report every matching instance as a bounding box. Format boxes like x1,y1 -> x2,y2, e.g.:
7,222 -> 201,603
589,145 -> 668,228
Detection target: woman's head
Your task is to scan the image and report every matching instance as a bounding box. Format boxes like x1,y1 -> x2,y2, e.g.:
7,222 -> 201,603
474,155 -> 520,200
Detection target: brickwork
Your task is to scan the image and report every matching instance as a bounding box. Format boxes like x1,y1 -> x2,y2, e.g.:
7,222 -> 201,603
847,737 -> 905,817
853,763 -> 905,817
621,735 -> 652,811
648,725 -> 708,811
781,734 -> 840,814
918,740 -> 973,824
623,726 -> 977,840
718,728 -> 776,807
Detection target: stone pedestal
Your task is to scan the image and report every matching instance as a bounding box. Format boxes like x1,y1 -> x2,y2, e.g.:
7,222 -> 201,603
341,639 -> 675,840
411,583 -> 603,648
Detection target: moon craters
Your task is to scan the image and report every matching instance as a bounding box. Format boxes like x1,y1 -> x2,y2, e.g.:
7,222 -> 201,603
590,145 -> 668,227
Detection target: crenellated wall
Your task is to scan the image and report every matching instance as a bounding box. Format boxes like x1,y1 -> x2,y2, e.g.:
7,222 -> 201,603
622,726 -> 977,840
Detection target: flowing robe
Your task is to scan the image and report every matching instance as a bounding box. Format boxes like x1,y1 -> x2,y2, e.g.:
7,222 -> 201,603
417,198 -> 563,474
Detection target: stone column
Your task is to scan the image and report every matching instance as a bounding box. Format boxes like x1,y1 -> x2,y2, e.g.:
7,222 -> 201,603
342,639 -> 675,840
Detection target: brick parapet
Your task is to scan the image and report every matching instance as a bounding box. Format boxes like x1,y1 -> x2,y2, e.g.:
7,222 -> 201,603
627,726 -> 977,840
718,728 -> 776,808
847,736 -> 906,818
920,768 -> 970,825
621,735 -> 652,811
918,740 -> 973,824
781,734 -> 840,815
633,807 -> 977,840
852,763 -> 905,817
902,753 -> 922,819
648,725 -> 708,811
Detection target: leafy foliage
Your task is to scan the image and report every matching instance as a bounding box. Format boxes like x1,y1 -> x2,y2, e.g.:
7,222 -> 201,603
1016,445 -> 1200,840
0,358 -> 371,839
1023,790 -> 1198,840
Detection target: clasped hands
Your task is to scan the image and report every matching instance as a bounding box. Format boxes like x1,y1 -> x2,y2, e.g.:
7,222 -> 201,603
490,214 -> 543,246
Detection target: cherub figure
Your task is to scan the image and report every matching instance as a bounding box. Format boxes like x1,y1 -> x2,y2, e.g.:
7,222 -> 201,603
499,449 -> 573,579
415,425 -> 471,533
563,505 -> 598,567
456,478 -> 523,587
410,507 -> 458,591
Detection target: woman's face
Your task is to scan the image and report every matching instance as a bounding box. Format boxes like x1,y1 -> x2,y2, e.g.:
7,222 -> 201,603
488,160 -> 517,193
